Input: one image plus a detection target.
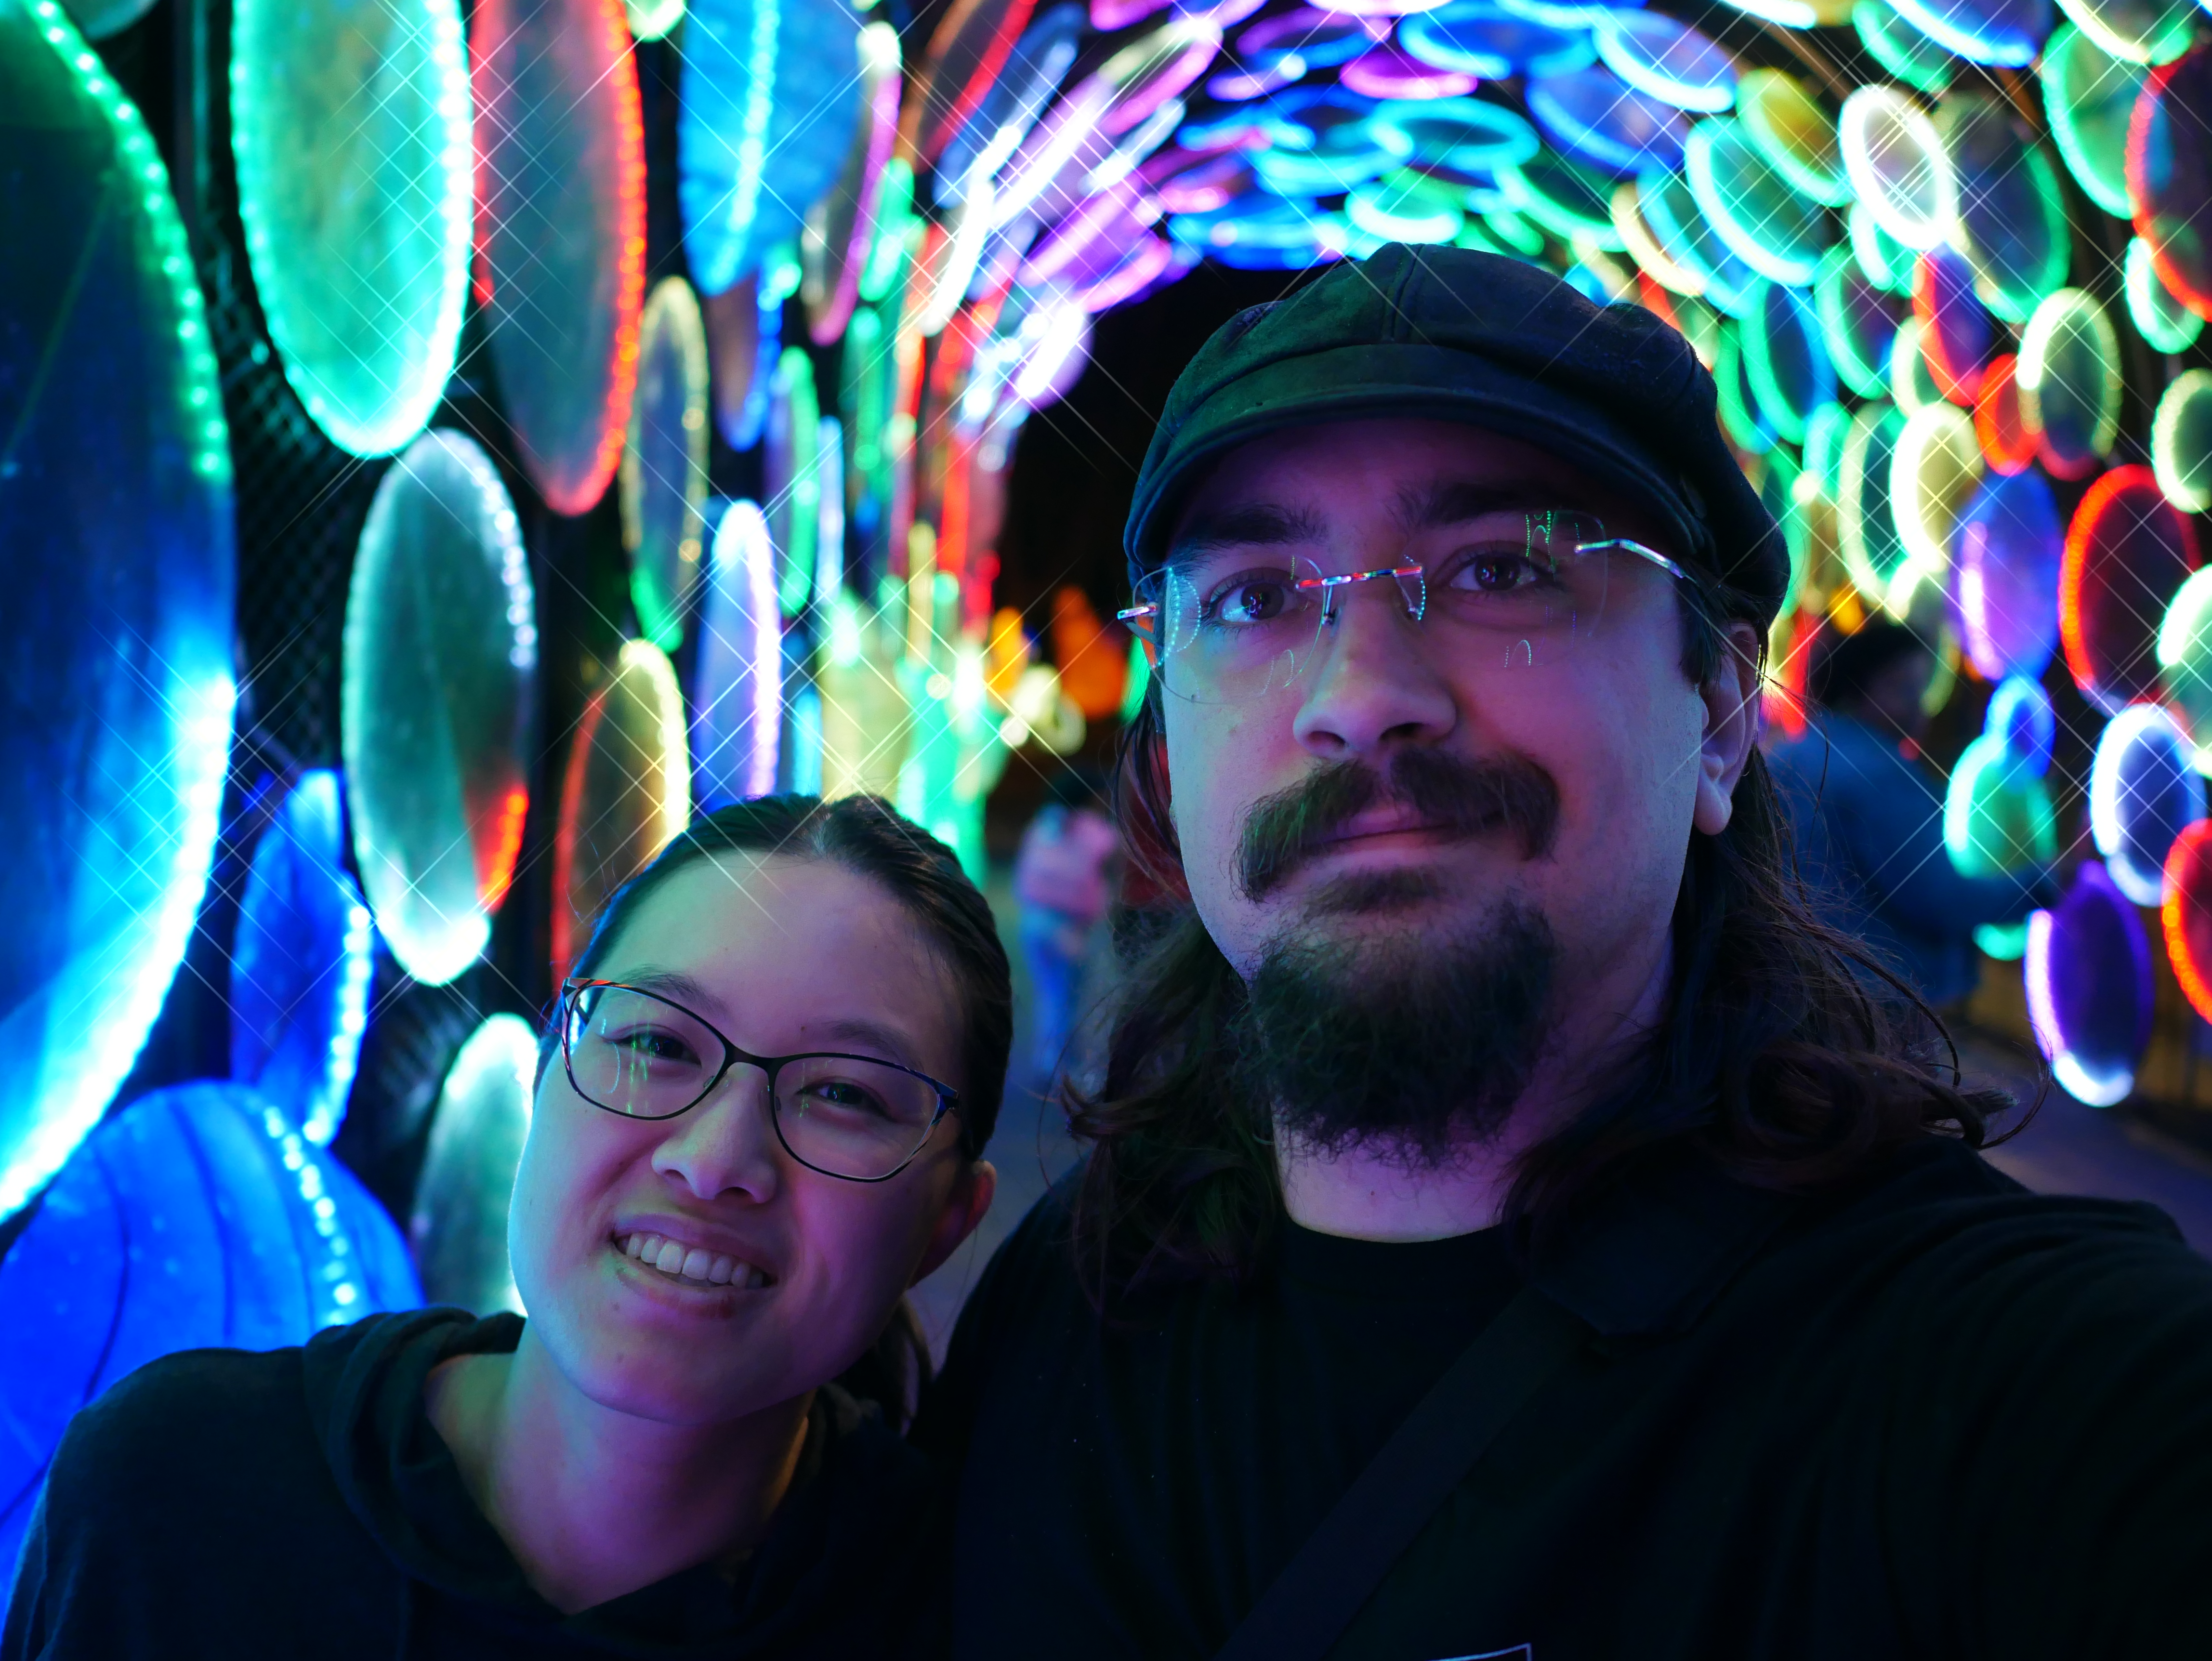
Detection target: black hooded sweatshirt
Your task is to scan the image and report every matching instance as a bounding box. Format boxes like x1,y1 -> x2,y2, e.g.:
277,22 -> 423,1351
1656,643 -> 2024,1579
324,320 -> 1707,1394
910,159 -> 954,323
2,1307 -> 945,1660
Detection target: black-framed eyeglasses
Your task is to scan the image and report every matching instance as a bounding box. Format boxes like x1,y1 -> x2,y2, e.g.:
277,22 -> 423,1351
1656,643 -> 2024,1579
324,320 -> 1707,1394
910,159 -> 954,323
559,979 -> 962,1183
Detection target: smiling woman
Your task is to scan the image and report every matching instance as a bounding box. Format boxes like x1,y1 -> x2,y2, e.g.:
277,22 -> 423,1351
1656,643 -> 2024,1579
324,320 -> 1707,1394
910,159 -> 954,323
3,796 -> 1010,1661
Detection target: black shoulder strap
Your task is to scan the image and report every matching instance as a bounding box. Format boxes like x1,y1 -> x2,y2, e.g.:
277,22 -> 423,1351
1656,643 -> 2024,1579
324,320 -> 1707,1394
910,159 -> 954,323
1212,1286 -> 1592,1661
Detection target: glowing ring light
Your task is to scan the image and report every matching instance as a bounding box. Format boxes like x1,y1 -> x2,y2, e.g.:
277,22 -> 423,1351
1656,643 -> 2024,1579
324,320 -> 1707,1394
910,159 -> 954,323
1911,246 -> 1990,404
475,0 -> 645,516
411,1015 -> 537,1315
1973,354 -> 2036,475
1887,0 -> 2051,66
765,348 -> 822,619
1741,279 -> 1836,445
2054,0 -> 2194,66
1638,168 -> 1759,316
1846,201 -> 1915,298
1815,244 -> 1903,399
230,0 -> 470,458
704,275 -> 776,453
1944,733 -> 2058,877
1683,119 -> 1829,287
2153,369 -> 2212,514
2163,820 -> 2212,1020
1399,1 -> 1593,75
230,772 -> 373,1148
2128,47 -> 2212,321
1527,66 -> 1688,172
57,0 -> 156,35
2127,236 -> 2206,353
1854,0 -> 1959,90
1239,6 -> 1384,70
1736,68 -> 1849,206
1593,9 -> 1736,114
1893,400 -> 1983,580
936,5 -> 1085,202
1804,400 -> 1854,498
1987,674 -> 2057,774
1343,43 -> 1478,97
1346,179 -> 1463,242
628,0 -> 687,36
1888,318 -> 1949,416
1839,402 -> 1912,611
1951,468 -> 2062,682
2062,464 -> 2202,712
1095,18 -> 1226,137
1367,97 -> 1540,171
342,432 -> 537,987
1839,87 -> 1956,252
903,0 -> 1039,168
1939,93 -> 2069,326
802,22 -> 900,349
692,501 -> 784,807
1154,150 -> 1257,214
1611,179 -> 1705,296
0,1080 -> 420,1579
552,641 -> 691,976
2158,566 -> 2212,768
2042,24 -> 2146,218
2089,704 -> 2205,904
2018,288 -> 2122,479
2025,863 -> 2153,1105
1499,151 -> 1623,247
0,0 -> 236,1222
1715,325 -> 1779,455
622,278 -> 710,655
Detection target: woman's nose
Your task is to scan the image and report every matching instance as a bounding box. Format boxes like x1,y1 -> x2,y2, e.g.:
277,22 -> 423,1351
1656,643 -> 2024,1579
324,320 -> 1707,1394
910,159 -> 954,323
649,1068 -> 785,1203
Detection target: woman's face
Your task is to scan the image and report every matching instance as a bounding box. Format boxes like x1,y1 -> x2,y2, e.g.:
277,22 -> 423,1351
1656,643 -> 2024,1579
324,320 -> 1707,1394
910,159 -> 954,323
508,853 -> 994,1427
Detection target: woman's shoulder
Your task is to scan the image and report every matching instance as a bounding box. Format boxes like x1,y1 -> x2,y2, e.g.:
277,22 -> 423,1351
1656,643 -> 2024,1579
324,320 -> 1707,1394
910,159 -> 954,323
59,1340 -> 318,1490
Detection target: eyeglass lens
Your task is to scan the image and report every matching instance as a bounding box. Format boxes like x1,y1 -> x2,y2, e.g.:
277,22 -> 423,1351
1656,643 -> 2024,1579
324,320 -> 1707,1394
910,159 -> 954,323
564,983 -> 943,1180
1138,510 -> 1633,705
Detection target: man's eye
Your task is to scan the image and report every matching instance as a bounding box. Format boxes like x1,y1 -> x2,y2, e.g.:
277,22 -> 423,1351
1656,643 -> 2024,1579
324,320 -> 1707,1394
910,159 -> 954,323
1445,550 -> 1556,594
1202,573 -> 1297,624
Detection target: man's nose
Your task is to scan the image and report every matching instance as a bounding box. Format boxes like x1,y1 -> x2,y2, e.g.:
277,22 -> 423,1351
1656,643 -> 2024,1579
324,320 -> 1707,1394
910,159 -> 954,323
1291,579 -> 1457,758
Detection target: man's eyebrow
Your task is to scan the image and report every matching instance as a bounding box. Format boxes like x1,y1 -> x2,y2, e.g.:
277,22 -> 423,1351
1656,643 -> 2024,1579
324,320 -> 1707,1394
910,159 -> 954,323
1166,501 -> 1330,562
1393,481 -> 1561,533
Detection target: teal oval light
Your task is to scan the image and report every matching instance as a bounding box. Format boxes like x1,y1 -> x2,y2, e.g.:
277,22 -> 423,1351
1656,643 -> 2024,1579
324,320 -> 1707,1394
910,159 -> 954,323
1846,200 -> 1916,295
412,1015 -> 538,1314
1499,150 -> 1623,247
1887,0 -> 2051,67
2019,287 -> 2122,477
622,277 -> 711,653
2152,369 -> 2212,514
1816,244 -> 1903,397
1715,322 -> 1779,454
1742,278 -> 1836,444
627,0 -> 686,39
342,432 -> 538,987
1839,400 -> 1913,610
766,347 -> 822,618
231,0 -> 470,457
1,0 -> 235,1222
1737,68 -> 1851,206
1939,92 -> 2068,324
1853,0 -> 1959,91
2126,234 -> 2205,351
1839,86 -> 1957,251
2052,0 -> 2195,64
1684,118 -> 1832,286
2041,23 -> 2146,218
1945,732 -> 2058,877
1639,167 -> 1761,315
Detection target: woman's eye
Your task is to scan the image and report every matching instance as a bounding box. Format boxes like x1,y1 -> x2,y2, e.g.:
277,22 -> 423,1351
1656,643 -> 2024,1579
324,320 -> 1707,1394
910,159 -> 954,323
606,1028 -> 699,1065
1201,572 -> 1297,625
798,1080 -> 887,1116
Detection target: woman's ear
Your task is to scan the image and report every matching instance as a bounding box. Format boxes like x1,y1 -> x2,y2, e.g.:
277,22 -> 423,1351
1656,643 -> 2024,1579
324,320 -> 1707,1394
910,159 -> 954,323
1693,620 -> 1765,837
910,1160 -> 996,1285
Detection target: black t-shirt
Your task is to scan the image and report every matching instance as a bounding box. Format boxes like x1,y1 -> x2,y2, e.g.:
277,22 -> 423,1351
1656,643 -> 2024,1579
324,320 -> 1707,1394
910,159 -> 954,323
916,1139 -> 2212,1660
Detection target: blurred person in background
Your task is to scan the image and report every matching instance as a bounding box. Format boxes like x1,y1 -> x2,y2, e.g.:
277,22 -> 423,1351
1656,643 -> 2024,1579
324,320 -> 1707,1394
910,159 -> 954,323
1011,767 -> 1121,1092
1767,618 -> 2054,1008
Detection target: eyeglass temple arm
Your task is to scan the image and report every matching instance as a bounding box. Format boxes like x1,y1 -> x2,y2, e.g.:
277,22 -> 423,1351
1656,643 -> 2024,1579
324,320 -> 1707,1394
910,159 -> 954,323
1577,537 -> 1690,582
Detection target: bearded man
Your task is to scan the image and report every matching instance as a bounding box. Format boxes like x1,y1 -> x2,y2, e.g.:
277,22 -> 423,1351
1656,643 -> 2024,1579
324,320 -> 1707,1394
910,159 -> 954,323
915,245 -> 2212,1660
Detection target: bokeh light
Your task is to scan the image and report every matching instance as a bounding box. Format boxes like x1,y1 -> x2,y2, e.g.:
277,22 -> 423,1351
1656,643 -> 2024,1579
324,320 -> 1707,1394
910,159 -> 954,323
2024,862 -> 2154,1106
410,1016 -> 537,1315
2060,462 -> 2201,712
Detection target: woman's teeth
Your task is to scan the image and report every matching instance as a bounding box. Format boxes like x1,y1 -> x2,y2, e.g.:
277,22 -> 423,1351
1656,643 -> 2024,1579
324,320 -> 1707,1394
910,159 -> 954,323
619,1232 -> 768,1290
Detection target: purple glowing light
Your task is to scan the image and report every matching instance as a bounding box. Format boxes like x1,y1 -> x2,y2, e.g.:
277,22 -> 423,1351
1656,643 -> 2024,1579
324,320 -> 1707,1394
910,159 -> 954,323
2023,861 -> 2153,1107
1341,42 -> 1478,97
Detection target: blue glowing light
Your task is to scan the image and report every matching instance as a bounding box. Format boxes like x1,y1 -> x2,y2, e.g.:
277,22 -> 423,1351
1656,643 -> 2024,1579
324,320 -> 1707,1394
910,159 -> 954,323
2024,862 -> 2153,1106
1986,675 -> 2056,775
1365,96 -> 1541,172
1887,0 -> 2049,66
1527,66 -> 1689,174
1950,469 -> 2062,681
0,0 -> 236,1224
2089,703 -> 2206,905
1741,278 -> 1837,444
0,1081 -> 420,1579
230,772 -> 374,1147
1399,0 -> 1595,77
1637,166 -> 1762,316
693,501 -> 785,808
1684,117 -> 1831,287
1593,8 -> 1737,113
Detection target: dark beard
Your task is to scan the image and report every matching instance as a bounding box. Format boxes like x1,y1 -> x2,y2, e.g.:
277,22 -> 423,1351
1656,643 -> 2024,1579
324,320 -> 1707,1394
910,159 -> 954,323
1234,899 -> 1559,1163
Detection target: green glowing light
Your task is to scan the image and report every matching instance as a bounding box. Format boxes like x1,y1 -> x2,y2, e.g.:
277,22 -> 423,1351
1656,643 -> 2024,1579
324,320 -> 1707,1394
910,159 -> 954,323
2018,288 -> 2122,476
1839,86 -> 1956,252
1945,733 -> 2058,877
858,157 -> 915,306
1805,399 -> 1854,498
626,0 -> 686,40
2051,0 -> 2194,65
1839,400 -> 1912,611
1975,921 -> 2029,959
2041,23 -> 2147,219
2152,369 -> 2212,514
768,345 -> 821,618
1480,206 -> 1551,258
1892,399 -> 1983,580
231,0 -> 471,457
1499,152 -> 1622,248
1846,201 -> 1915,297
2126,235 -> 2205,352
1938,93 -> 2069,325
621,277 -> 710,653
1852,0 -> 1958,92
1888,317 -> 1949,414
1742,278 -> 1835,444
2158,565 -> 2212,770
1684,118 -> 1831,286
1715,324 -> 1778,454
1637,169 -> 1761,316
1736,68 -> 1850,206
1347,177 -> 1463,243
1816,243 -> 1904,398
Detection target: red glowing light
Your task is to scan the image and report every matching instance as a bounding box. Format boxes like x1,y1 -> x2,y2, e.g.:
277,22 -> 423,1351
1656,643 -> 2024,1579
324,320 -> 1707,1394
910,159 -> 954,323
2164,818 -> 2212,1022
2061,464 -> 2203,710
2128,47 -> 2212,324
1973,353 -> 2035,475
1912,247 -> 1988,406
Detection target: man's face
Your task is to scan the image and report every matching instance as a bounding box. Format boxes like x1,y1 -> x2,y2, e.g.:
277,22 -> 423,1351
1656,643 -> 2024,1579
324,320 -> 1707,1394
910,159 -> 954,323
1159,418 -> 1733,1051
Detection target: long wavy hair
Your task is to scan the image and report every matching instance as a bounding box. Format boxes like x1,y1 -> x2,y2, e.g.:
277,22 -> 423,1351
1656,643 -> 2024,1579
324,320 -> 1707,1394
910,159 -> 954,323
1067,574 -> 2024,1302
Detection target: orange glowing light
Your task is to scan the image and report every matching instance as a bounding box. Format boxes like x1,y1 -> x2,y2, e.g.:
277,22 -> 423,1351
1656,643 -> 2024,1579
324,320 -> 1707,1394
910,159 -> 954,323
592,0 -> 649,519
2164,818 -> 2212,1022
476,784 -> 531,914
1973,353 -> 2036,475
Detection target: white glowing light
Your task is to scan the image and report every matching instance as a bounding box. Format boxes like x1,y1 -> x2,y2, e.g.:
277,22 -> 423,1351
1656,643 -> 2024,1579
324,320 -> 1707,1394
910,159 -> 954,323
2088,703 -> 2205,905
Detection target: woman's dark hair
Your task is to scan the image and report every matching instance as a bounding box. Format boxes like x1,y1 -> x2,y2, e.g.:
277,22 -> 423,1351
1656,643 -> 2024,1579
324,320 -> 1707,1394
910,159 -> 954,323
1069,576 -> 2021,1301
1808,616 -> 1931,712
553,793 -> 1011,1424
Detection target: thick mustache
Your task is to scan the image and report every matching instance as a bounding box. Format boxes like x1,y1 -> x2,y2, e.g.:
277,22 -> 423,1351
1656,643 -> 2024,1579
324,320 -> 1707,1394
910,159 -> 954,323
1236,750 -> 1561,901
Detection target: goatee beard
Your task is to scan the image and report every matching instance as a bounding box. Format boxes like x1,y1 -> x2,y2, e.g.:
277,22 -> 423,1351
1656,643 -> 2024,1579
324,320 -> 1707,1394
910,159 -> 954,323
1234,899 -> 1559,1164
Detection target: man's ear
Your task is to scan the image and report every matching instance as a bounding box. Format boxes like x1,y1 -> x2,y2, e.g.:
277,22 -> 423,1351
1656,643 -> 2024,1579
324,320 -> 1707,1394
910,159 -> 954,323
1693,620 -> 1765,837
911,1160 -> 996,1285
